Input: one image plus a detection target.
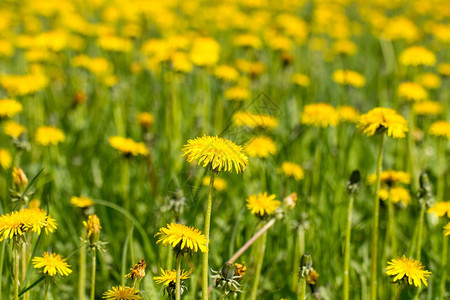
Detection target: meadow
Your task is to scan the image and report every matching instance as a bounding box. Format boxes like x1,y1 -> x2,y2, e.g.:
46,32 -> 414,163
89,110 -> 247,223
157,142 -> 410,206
0,0 -> 449,299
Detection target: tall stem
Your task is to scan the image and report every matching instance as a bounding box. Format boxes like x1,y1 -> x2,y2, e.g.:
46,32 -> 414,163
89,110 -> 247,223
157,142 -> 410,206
440,235 -> 448,299
176,255 -> 182,300
43,280 -> 49,300
21,243 -> 29,300
14,246 -> 19,300
394,282 -> 405,300
79,232 -> 86,300
250,230 -> 267,300
298,277 -> 306,300
90,248 -> 96,300
343,193 -> 355,300
0,242 -> 5,300
415,202 -> 426,261
387,199 -> 397,257
202,171 -> 215,300
437,138 -> 445,203
121,159 -> 134,264
407,107 -> 417,191
370,134 -> 384,300
312,129 -> 323,203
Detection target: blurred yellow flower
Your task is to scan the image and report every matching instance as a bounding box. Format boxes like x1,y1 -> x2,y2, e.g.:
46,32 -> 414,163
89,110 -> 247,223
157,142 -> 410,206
428,201 -> 450,217
418,73 -> 441,89
413,101 -> 443,116
109,136 -> 148,156
202,177 -> 227,191
154,268 -> 192,286
429,121 -> 450,139
70,196 -> 94,208
444,223 -> 450,236
32,252 -> 72,276
0,149 -> 12,169
357,107 -> 408,138
332,39 -> 357,56
246,192 -> 281,217
337,106 -> 360,123
190,37 -> 220,67
301,103 -> 338,128
233,34 -> 262,49
291,73 -> 310,87
3,121 -> 26,140
233,111 -> 278,130
399,46 -> 436,66
379,187 -> 411,207
103,286 -> 142,300
438,63 -> 450,77
35,126 -> 65,146
0,73 -> 48,96
332,70 -> 365,88
137,112 -> 154,129
382,17 -> 419,42
155,223 -> 208,253
397,82 -> 428,102
214,65 -> 239,82
98,35 -> 133,53
280,162 -> 304,181
171,52 -> 193,73
0,99 -> 22,118
224,86 -> 249,101
71,55 -> 112,76
368,170 -> 411,185
245,136 -> 277,158
386,256 -> 431,287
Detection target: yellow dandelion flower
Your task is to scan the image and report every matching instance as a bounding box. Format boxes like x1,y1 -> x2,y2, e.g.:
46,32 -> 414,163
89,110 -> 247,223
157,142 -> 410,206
413,101 -> 443,116
35,126 -> 65,146
399,46 -> 436,67
171,52 -> 193,73
428,201 -> 450,218
202,177 -> 227,191
337,106 -> 360,123
332,70 -> 366,88
98,35 -> 133,53
386,255 -> 431,287
136,112 -> 154,129
444,223 -> 450,236
109,136 -> 148,157
301,103 -> 338,128
125,259 -> 146,280
103,286 -> 142,300
3,120 -> 26,139
83,215 -> 101,245
280,162 -> 304,181
291,73 -> 310,87
245,136 -> 277,158
438,63 -> 450,77
332,39 -> 357,56
155,223 -> 208,253
214,65 -> 239,82
32,252 -> 72,276
70,196 -> 94,208
397,82 -> 428,102
0,73 -> 48,96
190,37 -> 220,67
0,148 -> 12,169
233,34 -> 261,49
418,73 -> 441,89
154,268 -> 192,286
429,121 -> 450,139
367,170 -> 411,185
246,192 -> 281,217
182,135 -> 248,173
0,99 -> 22,118
224,86 -> 249,101
379,187 -> 411,207
233,111 -> 279,130
357,107 -> 408,138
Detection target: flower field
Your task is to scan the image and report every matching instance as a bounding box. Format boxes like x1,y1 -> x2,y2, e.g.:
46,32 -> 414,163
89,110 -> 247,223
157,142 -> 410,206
0,0 -> 449,299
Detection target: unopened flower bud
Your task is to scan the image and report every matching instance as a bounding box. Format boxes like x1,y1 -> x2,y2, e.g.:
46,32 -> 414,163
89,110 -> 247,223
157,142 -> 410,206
137,112 -> 154,130
283,192 -> 297,210
12,167 -> 28,191
347,170 -> 361,195
299,253 -> 313,278
83,214 -> 101,246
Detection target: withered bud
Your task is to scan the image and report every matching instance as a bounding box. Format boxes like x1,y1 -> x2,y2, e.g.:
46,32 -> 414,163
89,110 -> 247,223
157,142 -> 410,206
12,167 -> 28,191
125,259 -> 146,280
83,214 -> 101,246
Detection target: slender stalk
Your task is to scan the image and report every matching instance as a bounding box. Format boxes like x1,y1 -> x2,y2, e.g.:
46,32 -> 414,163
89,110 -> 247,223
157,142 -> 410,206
292,226 -> 305,293
415,201 -> 426,262
249,230 -> 267,300
90,248 -> 96,300
370,134 -> 384,300
202,171 -> 215,300
407,107 -> 417,191
312,129 -> 323,203
0,242 -> 5,300
43,280 -> 49,300
21,243 -> 29,300
176,255 -> 182,300
440,235 -> 448,298
298,277 -> 306,300
394,282 -> 405,300
343,193 -> 355,300
14,246 -> 20,300
386,199 -> 397,257
437,138 -> 445,203
79,232 -> 86,300
121,159 -> 135,264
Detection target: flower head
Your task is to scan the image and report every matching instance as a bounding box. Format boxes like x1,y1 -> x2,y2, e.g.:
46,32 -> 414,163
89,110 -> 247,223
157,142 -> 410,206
182,135 -> 248,173
379,187 -> 411,207
109,136 -> 148,157
280,162 -> 304,181
357,107 -> 408,138
291,73 -> 310,87
214,65 -> 239,82
413,101 -> 443,116
337,106 -> 360,123
154,268 -> 192,286
83,214 -> 101,246
0,208 -> 57,241
418,73 -> 441,89
246,192 -> 281,217
397,82 -> 428,102
0,149 -> 12,169
12,167 -> 28,190
444,223 -> 450,236
332,70 -> 365,88
32,252 -> 72,276
35,126 -> 65,146
245,136 -> 277,158
301,103 -> 338,128
438,63 -> 450,77
70,196 -> 94,208
428,201 -> 450,218
3,121 -> 26,139
224,86 -> 249,101
429,121 -> 450,139
386,255 -> 431,287
136,112 -> 154,130
202,177 -> 227,191
155,223 -> 208,254
0,99 -> 22,118
103,286 -> 142,300
367,170 -> 410,185
125,259 -> 146,281
399,46 -> 436,67
233,111 -> 279,130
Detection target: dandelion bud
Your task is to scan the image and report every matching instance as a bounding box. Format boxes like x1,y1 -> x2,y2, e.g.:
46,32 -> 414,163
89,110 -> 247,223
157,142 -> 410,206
306,269 -> 319,285
418,172 -> 433,206
126,259 -> 146,289
234,262 -> 247,279
347,170 -> 361,195
12,167 -> 28,191
137,112 -> 154,130
299,253 -> 313,278
219,263 -> 235,281
83,214 -> 101,246
283,192 -> 297,210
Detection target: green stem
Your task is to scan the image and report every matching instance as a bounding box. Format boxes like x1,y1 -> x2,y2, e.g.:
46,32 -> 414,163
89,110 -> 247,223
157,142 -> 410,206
437,138 -> 445,203
394,282 -> 405,300
343,193 -> 355,300
43,280 -> 49,300
407,107 -> 417,191
176,255 -> 182,300
90,248 -> 96,300
79,232 -> 86,300
14,246 -> 19,300
387,199 -> 397,257
292,227 -> 305,293
21,242 -> 29,300
0,242 -> 4,300
121,159 -> 135,264
370,134 -> 384,300
298,277 -> 306,300
250,230 -> 267,300
312,129 -> 323,203
202,171 -> 215,300
440,235 -> 448,299
415,202 -> 426,262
